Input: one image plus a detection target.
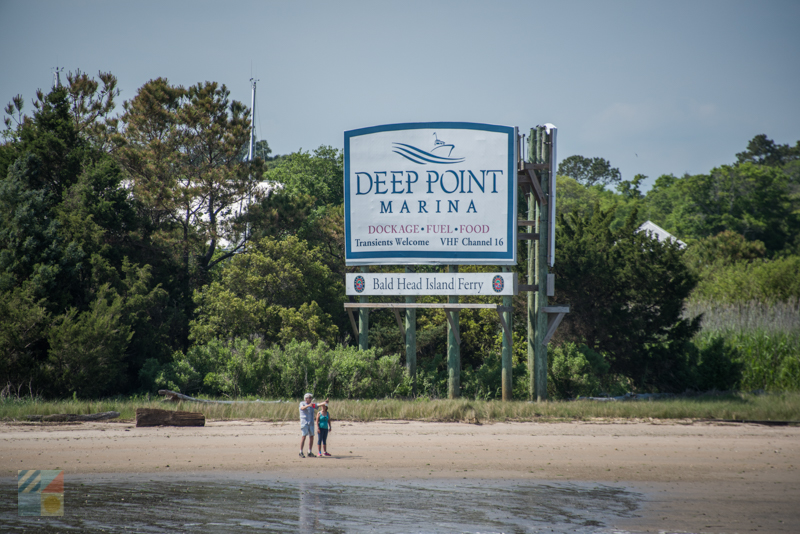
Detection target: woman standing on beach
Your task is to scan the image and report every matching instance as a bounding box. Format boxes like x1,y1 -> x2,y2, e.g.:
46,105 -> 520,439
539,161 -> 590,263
315,404 -> 332,457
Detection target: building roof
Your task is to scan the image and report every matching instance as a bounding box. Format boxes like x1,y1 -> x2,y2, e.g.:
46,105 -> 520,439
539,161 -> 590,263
636,220 -> 687,249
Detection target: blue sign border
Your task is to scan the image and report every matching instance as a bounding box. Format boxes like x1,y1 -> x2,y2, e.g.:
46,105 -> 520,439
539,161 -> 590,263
344,122 -> 516,265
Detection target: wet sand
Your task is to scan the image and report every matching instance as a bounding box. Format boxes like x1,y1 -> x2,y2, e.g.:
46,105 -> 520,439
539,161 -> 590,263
2,419 -> 798,533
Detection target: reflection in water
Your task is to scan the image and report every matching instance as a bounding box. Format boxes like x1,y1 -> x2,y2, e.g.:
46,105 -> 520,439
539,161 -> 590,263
0,475 -> 641,533
299,481 -> 323,534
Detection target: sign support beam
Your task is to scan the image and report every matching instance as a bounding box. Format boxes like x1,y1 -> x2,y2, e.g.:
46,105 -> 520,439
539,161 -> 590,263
404,267 -> 417,392
534,126 -> 550,401
359,266 -> 369,351
526,130 -> 537,400
447,265 -> 460,399
542,306 -> 570,345
501,266 -> 513,401
348,309 -> 359,340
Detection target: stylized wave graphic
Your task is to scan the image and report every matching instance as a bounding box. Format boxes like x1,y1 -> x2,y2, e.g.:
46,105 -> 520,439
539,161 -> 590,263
392,142 -> 465,165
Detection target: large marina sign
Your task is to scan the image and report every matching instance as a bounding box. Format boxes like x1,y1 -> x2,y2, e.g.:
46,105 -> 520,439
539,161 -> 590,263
344,122 -> 517,265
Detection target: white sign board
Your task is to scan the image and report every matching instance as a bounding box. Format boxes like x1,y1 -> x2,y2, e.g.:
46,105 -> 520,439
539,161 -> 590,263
344,122 -> 517,265
346,272 -> 517,296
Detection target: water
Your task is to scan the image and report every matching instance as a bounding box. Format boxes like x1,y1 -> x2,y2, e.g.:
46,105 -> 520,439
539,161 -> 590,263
1,475 -> 642,533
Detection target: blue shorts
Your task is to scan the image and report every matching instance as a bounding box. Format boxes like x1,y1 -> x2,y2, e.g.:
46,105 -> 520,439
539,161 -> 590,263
317,428 -> 329,446
301,422 -> 314,436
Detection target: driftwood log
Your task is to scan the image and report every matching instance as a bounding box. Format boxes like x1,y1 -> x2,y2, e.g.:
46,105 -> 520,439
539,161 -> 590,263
158,389 -> 284,404
25,411 -> 120,422
135,408 -> 205,427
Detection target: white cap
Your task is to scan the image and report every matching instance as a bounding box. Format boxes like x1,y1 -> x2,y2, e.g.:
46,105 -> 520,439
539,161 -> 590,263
304,393 -> 313,399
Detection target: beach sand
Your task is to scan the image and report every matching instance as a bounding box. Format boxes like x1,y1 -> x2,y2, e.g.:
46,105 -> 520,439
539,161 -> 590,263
2,419 -> 798,533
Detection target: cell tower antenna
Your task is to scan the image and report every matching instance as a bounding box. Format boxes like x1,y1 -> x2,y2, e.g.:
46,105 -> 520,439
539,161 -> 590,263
52,65 -> 64,89
248,77 -> 259,161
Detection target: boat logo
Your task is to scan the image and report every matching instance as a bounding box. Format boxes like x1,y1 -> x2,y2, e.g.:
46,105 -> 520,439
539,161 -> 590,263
392,133 -> 465,165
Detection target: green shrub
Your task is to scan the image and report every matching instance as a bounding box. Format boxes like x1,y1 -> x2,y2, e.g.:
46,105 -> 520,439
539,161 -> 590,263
140,338 -> 408,399
693,335 -> 742,391
326,345 -> 406,398
461,351 -> 503,400
46,290 -> 132,397
688,300 -> 800,392
692,257 -> 800,304
724,330 -> 800,391
547,342 -> 609,399
683,231 -> 766,272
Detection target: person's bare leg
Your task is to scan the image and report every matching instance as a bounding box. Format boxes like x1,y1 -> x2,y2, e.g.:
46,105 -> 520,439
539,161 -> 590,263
300,435 -> 306,453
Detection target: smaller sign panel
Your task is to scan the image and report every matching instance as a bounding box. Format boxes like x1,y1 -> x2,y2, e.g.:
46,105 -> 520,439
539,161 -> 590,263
346,272 -> 517,296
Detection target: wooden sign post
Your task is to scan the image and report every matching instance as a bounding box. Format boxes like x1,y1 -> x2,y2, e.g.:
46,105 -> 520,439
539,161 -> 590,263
404,266 -> 416,393
447,265 -> 460,399
532,126 -> 550,401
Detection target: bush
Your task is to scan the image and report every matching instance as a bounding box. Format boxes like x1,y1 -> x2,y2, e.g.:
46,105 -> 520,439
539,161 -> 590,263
46,290 -> 132,397
547,343 -> 609,399
693,335 -> 742,391
688,300 -> 800,392
461,351 -> 503,400
140,338 -> 408,399
139,356 -> 202,394
726,331 -> 800,391
683,231 -> 766,272
691,257 -> 800,304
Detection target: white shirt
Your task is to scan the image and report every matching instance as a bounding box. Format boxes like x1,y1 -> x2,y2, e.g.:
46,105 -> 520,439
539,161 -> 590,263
299,401 -> 316,425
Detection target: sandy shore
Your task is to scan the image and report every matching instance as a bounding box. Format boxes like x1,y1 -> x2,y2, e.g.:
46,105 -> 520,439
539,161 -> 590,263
2,419 -> 799,533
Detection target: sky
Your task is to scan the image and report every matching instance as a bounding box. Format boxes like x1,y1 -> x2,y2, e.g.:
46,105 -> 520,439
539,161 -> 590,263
1,0 -> 798,191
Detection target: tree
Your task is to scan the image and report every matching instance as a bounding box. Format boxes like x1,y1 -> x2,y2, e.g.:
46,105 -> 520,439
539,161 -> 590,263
238,139 -> 272,162
257,145 -> 347,273
555,175 -> 641,233
736,134 -> 800,167
116,79 -> 264,277
45,286 -> 132,397
63,70 -> 119,151
683,230 -> 766,272
551,204 -> 700,391
0,286 -> 50,390
0,79 -> 177,396
558,155 -> 621,187
190,236 -> 342,347
616,174 -> 646,200
676,163 -> 798,252
639,174 -> 687,236
263,146 -> 343,208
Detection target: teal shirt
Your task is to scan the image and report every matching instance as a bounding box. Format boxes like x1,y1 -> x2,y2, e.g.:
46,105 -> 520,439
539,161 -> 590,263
318,413 -> 330,429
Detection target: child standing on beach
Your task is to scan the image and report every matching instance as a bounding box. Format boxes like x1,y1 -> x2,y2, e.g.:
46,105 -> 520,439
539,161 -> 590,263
315,403 -> 332,457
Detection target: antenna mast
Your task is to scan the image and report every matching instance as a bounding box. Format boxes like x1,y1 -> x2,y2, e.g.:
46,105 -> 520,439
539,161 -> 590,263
52,66 -> 63,89
248,78 -> 258,161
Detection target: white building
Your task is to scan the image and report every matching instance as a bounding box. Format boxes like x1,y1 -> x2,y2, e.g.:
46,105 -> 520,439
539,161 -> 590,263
636,220 -> 686,249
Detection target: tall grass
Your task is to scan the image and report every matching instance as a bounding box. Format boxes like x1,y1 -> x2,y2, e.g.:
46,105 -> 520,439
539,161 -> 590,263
2,393 -> 799,423
687,300 -> 800,391
685,299 -> 800,332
